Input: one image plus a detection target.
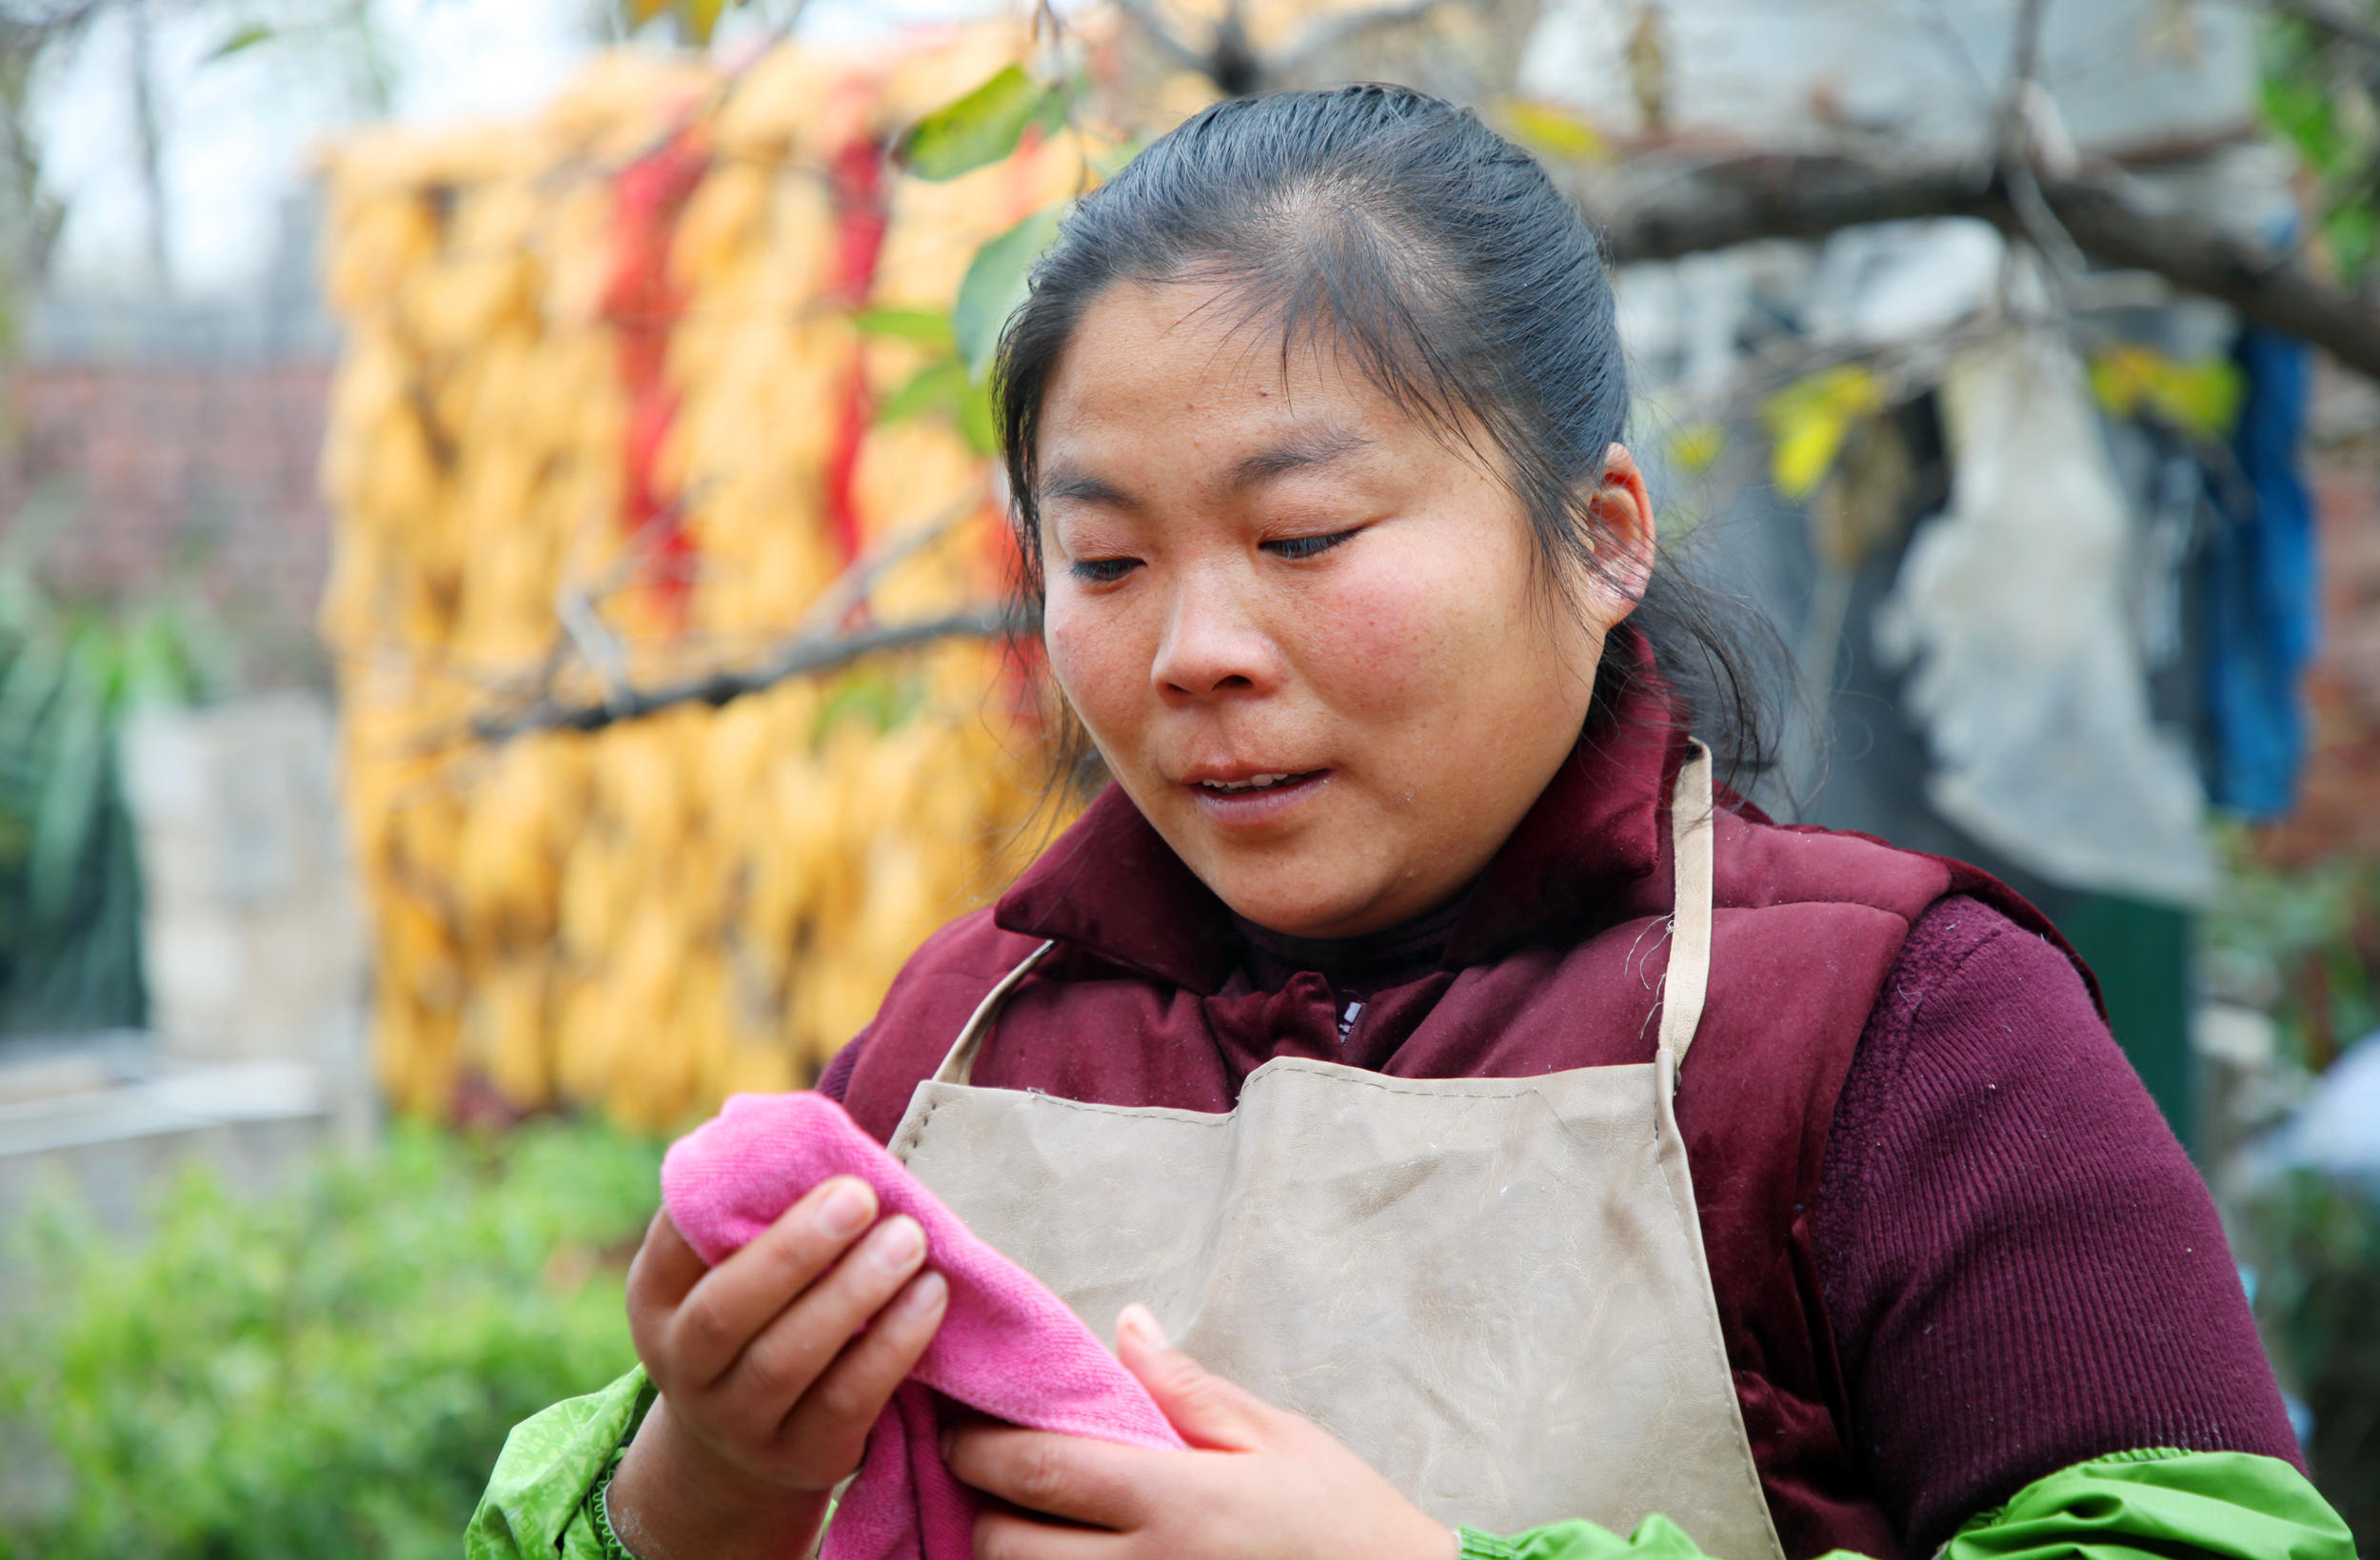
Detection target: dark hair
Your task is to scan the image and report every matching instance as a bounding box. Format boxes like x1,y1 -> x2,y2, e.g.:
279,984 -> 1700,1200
993,83 -> 1774,792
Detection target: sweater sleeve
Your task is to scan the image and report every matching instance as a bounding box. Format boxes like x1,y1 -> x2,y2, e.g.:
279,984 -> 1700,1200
1814,897 -> 2304,1553
466,1367 -> 653,1560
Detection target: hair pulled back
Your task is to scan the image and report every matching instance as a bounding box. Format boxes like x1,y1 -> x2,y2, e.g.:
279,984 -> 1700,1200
993,83 -> 1772,787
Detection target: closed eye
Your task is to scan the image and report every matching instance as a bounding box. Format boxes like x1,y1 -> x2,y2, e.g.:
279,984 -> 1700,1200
1263,528 -> 1360,561
1069,556 -> 1141,584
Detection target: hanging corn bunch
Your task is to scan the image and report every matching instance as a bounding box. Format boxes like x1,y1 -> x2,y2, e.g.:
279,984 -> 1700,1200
317,28 -> 1107,1131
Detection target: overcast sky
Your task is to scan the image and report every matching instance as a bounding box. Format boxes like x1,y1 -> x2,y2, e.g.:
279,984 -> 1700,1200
34,0 -> 1000,298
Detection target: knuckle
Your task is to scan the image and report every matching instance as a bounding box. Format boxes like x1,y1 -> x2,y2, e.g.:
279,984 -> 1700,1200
673,1294 -> 739,1358
811,1372 -> 874,1428
975,1513 -> 1031,1560
1014,1439 -> 1074,1511
759,1214 -> 834,1278
1166,1370 -> 1222,1416
742,1333 -> 823,1401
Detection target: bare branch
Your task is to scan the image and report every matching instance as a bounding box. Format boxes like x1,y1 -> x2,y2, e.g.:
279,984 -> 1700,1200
1592,156 -> 2380,382
791,496 -> 981,640
467,607 -> 1030,741
1105,0 -> 1210,76
1272,0 -> 1447,78
1109,0 -> 1464,93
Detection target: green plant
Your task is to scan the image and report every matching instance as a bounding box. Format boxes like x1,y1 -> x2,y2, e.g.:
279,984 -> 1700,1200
2261,10 -> 2380,291
0,1116 -> 664,1560
2237,1172 -> 2380,1555
2203,838 -> 2380,1074
0,498 -> 232,1034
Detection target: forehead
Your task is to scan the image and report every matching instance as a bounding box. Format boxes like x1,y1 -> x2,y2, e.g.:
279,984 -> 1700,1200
1039,281 -> 1419,461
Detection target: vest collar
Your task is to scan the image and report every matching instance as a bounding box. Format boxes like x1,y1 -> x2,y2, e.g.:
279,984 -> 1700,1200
995,638 -> 1688,994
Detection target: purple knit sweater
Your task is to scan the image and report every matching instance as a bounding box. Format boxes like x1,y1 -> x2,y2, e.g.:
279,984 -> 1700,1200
822,893 -> 2298,1556
1815,895 -> 2298,1551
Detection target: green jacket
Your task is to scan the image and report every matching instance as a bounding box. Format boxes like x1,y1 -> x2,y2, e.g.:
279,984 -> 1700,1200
466,1366 -> 2354,1560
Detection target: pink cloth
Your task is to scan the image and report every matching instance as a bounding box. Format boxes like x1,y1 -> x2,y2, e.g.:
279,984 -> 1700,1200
660,1091 -> 1187,1560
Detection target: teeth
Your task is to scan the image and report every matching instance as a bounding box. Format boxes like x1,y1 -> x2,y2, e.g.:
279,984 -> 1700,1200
1203,772 -> 1294,792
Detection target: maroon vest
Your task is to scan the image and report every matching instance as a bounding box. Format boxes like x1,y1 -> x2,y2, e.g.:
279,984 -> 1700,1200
838,689 -> 2089,1559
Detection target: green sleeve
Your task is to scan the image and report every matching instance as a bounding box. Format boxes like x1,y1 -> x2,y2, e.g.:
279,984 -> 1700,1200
1455,1449 -> 2354,1560
466,1366 -> 655,1560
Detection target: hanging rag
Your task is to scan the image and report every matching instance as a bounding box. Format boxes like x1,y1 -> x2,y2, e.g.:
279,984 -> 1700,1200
2201,325 -> 2318,819
659,1091 -> 1187,1560
1874,324 -> 2214,905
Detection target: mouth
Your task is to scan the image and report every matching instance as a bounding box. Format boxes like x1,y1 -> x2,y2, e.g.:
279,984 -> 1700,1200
1182,768 -> 1330,824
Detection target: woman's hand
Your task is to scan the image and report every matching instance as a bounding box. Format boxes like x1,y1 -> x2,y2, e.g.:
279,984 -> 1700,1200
605,1177 -> 949,1560
946,1306 -> 1458,1560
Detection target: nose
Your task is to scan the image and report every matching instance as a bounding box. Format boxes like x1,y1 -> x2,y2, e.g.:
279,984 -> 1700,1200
1150,566 -> 1281,701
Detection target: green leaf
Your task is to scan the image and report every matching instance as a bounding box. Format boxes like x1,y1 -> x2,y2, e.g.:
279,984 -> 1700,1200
206,24 -> 277,63
813,671 -> 927,739
0,637 -> 66,764
875,360 -> 1001,455
876,360 -> 970,425
895,66 -> 1060,182
957,381 -> 999,456
851,306 -> 957,346
954,204 -> 1066,382
26,629 -> 109,931
681,0 -> 727,45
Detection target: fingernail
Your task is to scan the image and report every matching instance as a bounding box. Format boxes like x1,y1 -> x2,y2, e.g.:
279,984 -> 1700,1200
819,1178 -> 874,1238
870,1214 -> 924,1271
1118,1303 -> 1168,1350
902,1269 -> 947,1313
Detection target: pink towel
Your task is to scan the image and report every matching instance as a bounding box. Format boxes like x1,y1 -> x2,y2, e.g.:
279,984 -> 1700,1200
660,1091 -> 1187,1560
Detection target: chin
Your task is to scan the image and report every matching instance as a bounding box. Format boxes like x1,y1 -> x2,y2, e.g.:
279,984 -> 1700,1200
1205,873 -> 1378,938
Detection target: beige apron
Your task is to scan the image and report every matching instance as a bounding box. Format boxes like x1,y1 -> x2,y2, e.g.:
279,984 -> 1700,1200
887,744 -> 1784,1560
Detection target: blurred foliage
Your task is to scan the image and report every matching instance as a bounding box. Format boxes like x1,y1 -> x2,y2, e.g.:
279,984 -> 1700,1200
612,0 -> 800,47
867,59 -> 1089,444
2207,832 -> 2380,1550
0,1116 -> 663,1560
0,504 -> 231,1034
893,63 -> 1067,182
2260,8 -> 2380,290
2236,1171 -> 2380,1555
2203,826 -> 2380,1074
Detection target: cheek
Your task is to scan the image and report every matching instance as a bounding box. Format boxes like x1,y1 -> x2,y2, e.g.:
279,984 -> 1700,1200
1294,542 -> 1517,718
1042,590 -> 1147,735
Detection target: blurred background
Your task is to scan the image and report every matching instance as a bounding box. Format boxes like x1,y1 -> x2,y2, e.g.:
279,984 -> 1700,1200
0,0 -> 2373,1553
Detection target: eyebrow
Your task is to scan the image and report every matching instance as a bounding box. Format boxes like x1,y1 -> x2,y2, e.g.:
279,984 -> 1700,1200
1224,428 -> 1372,495
1038,428 -> 1373,511
1039,467 -> 1138,509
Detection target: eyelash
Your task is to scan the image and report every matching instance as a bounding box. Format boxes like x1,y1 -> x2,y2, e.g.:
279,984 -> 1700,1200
1265,528 -> 1359,561
1064,528 -> 1358,583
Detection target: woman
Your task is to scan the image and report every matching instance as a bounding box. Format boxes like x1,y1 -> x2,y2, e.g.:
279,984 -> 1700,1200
471,87 -> 2350,1560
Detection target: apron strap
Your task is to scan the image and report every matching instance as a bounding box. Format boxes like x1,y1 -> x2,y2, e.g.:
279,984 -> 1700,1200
930,938 -> 1057,1087
927,741 -> 1716,1093
1657,740 -> 1717,1091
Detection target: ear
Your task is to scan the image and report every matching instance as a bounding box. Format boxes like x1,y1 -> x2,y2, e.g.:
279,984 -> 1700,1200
1582,444 -> 1656,622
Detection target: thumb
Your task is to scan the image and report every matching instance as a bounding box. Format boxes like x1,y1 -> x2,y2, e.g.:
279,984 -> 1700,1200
1115,1304 -> 1269,1452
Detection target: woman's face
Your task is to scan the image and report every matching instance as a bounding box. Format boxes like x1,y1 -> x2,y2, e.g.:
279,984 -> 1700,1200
1036,281 -> 1654,938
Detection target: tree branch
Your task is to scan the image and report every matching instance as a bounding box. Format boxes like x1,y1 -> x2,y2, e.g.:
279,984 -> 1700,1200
1594,156 -> 2380,382
1272,0 -> 1448,78
1105,0 -> 1211,77
2239,0 -> 2380,60
468,607 -> 1031,741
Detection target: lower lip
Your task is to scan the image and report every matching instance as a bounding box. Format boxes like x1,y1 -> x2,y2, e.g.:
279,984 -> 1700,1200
1187,770 -> 1330,826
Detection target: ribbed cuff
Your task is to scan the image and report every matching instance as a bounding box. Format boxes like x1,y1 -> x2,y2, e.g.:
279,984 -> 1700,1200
1458,1529 -> 1525,1560
587,1447 -> 641,1560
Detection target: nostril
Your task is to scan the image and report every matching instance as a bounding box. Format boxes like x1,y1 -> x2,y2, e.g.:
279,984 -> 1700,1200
1217,674 -> 1254,690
